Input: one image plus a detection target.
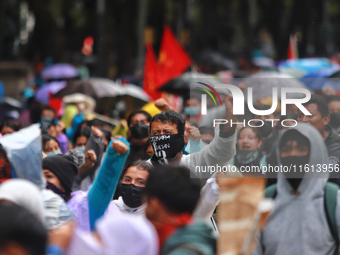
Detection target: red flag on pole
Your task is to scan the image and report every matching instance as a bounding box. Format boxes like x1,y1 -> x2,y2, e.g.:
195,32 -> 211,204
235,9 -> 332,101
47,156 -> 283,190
159,25 -> 192,84
287,35 -> 298,60
143,44 -> 163,100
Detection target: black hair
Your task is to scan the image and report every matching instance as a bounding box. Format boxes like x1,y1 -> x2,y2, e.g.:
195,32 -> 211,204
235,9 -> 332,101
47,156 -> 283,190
326,95 -> 340,104
120,160 -> 154,182
127,110 -> 152,127
72,126 -> 91,145
0,202 -> 47,255
0,120 -> 19,133
198,126 -> 215,137
42,134 -> 60,150
237,126 -> 262,143
41,106 -> 56,116
143,138 -> 152,159
150,111 -> 186,136
279,129 -> 310,150
303,94 -> 329,117
145,165 -> 201,215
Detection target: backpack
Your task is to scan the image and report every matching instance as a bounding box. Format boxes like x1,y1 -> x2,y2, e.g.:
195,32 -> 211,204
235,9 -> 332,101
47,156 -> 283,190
265,183 -> 339,255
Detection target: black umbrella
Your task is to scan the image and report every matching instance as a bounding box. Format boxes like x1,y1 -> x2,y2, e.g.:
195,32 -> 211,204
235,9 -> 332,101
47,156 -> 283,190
157,72 -> 224,95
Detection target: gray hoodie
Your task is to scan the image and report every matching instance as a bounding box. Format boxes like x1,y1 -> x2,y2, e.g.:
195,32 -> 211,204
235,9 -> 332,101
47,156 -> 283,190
253,123 -> 340,255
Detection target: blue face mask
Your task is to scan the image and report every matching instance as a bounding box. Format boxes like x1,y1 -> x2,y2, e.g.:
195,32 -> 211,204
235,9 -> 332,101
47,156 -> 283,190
75,146 -> 85,153
184,107 -> 200,115
46,150 -> 62,157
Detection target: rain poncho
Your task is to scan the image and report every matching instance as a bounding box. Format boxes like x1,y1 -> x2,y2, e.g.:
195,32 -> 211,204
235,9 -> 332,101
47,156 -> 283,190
66,212 -> 158,255
253,123 -> 339,255
0,124 -> 45,188
0,124 -> 74,229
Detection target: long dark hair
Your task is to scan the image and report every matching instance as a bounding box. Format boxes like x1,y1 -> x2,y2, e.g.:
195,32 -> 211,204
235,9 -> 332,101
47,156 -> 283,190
72,126 -> 91,146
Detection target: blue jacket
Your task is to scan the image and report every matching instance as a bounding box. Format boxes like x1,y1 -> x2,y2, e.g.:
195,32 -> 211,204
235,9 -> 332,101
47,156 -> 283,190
88,138 -> 130,230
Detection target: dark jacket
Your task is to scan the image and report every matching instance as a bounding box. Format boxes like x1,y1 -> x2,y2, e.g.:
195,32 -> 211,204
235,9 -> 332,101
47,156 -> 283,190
161,221 -> 216,255
325,125 -> 340,186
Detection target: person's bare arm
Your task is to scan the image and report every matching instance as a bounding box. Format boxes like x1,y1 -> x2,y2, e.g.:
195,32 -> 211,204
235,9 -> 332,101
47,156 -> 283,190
155,98 -> 174,112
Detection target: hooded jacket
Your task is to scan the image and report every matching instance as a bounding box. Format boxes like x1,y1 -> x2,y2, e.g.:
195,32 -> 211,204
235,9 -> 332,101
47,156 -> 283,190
253,123 -> 340,255
160,220 -> 216,255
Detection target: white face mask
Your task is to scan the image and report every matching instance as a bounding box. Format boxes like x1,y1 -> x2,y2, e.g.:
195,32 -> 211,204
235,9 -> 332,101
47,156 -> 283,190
46,150 -> 62,157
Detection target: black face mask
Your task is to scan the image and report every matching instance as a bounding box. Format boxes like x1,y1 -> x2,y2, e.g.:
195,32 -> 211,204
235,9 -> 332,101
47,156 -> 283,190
330,113 -> 340,130
280,155 -> 310,190
46,182 -> 69,202
41,115 -> 54,133
150,134 -> 185,165
130,123 -> 149,139
119,183 -> 145,208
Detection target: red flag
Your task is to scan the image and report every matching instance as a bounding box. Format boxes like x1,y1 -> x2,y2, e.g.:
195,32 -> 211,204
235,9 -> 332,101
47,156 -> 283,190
143,44 -> 163,100
287,35 -> 298,60
159,25 -> 192,84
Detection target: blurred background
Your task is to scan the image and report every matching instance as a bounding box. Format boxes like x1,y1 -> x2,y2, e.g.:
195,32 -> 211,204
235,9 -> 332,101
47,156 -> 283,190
1,0 -> 339,77
1,0 -> 340,124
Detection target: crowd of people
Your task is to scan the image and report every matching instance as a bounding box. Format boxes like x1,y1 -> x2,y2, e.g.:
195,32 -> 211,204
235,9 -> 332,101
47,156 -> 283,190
1,83 -> 340,255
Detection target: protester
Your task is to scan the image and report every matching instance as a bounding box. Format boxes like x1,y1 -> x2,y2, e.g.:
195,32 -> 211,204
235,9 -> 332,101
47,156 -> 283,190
74,126 -> 106,191
73,126 -> 91,151
41,106 -> 57,120
42,134 -> 62,156
230,126 -> 264,170
43,154 -> 79,201
0,120 -> 19,136
182,93 -> 202,125
113,160 -> 153,215
253,123 -> 339,255
125,122 -> 150,164
199,126 -> 215,145
0,203 -> 47,255
297,94 -> 340,185
326,95 -> 340,114
149,94 -> 237,183
145,165 -> 216,254
127,110 -> 152,128
68,137 -> 129,231
326,95 -> 340,133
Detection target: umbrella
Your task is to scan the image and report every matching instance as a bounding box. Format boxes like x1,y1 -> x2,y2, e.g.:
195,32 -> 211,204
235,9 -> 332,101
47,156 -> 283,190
41,63 -> 78,80
35,81 -> 66,104
278,68 -> 306,79
301,66 -> 340,90
121,84 -> 151,102
0,97 -> 22,120
158,72 -> 224,95
240,72 -> 308,102
63,93 -> 96,113
278,58 -> 338,74
97,84 -> 151,113
198,50 -> 236,70
53,78 -> 123,99
252,57 -> 275,69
